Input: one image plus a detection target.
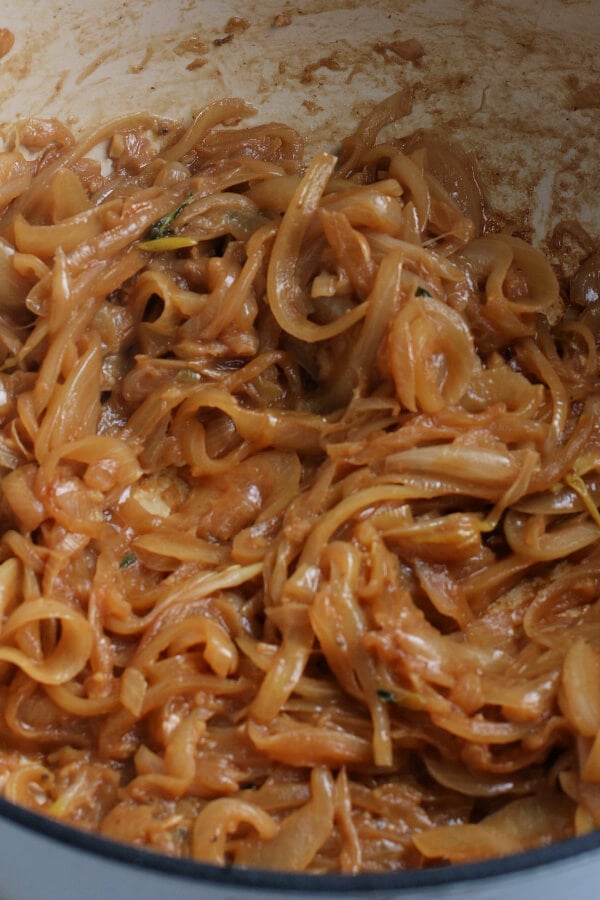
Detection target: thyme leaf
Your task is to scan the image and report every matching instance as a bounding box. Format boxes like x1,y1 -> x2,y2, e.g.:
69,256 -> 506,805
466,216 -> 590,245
119,550 -> 137,569
145,193 -> 194,241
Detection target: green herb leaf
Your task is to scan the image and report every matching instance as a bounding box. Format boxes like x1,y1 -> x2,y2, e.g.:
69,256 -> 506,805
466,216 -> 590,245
119,550 -> 137,569
145,193 -> 194,241
377,689 -> 397,703
377,687 -> 426,709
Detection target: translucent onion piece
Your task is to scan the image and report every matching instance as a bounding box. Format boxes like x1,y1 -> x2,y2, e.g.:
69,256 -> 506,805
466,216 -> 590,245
192,798 -> 278,865
504,510 -> 600,561
0,599 -> 93,684
13,209 -> 104,256
415,794 -> 573,862
0,236 -> 36,318
399,130 -> 486,234
571,253 -> 600,307
267,151 -> 369,342
234,767 -> 335,871
388,292 -> 477,412
560,639 -> 600,737
425,754 -> 526,798
414,822 -> 521,862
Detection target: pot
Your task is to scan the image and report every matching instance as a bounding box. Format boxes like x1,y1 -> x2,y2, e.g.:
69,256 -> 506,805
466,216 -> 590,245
2,793 -> 600,899
0,1 -> 598,898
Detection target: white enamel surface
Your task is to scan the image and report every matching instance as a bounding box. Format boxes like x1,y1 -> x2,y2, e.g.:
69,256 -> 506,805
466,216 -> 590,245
0,0 -> 598,896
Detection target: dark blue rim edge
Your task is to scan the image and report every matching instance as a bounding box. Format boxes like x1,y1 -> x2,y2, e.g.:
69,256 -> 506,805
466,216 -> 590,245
0,794 -> 599,893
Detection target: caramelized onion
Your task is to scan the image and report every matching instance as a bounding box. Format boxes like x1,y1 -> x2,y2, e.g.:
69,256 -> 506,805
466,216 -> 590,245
0,95 -> 598,874
571,252 -> 600,307
398,130 -> 487,234
0,237 -> 36,320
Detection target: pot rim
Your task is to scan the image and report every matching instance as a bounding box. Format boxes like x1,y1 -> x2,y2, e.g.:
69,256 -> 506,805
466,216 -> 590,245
0,794 -> 598,893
